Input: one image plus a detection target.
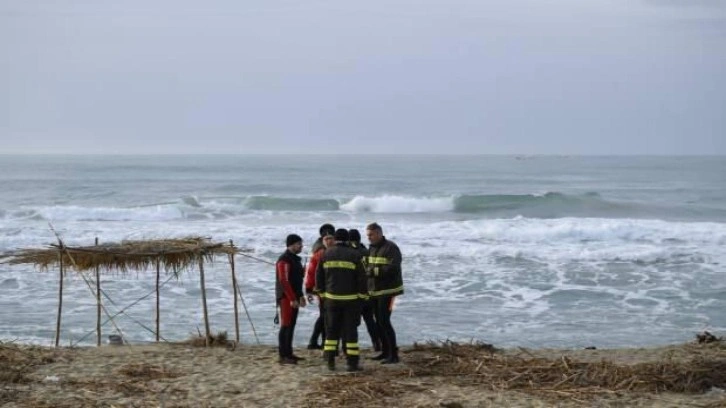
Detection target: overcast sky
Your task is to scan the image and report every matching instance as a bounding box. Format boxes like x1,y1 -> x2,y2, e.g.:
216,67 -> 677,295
1,0 -> 724,155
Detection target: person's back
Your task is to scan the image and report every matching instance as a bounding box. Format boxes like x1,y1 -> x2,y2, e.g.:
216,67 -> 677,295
315,229 -> 367,371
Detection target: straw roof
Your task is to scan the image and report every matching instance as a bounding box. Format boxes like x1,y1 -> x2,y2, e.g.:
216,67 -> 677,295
0,237 -> 240,275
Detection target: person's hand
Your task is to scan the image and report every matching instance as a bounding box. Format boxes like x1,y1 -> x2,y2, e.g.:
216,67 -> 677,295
290,299 -> 300,308
366,265 -> 375,276
299,297 -> 307,308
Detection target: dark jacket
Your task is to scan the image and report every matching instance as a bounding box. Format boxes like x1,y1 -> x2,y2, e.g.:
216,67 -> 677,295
315,243 -> 368,305
367,237 -> 404,297
350,242 -> 368,263
275,250 -> 304,301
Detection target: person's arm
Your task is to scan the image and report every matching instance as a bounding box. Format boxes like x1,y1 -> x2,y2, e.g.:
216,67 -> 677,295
356,259 -> 368,299
371,243 -> 402,277
276,260 -> 299,306
314,253 -> 326,295
305,250 -> 320,295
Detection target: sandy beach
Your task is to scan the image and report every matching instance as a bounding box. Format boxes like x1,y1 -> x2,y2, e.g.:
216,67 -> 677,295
3,337 -> 726,407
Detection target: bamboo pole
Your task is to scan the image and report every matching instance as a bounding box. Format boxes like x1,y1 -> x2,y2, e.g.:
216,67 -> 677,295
55,249 -> 64,347
229,240 -> 240,344
48,223 -> 127,345
156,258 -> 160,342
198,255 -> 211,347
95,237 -> 101,347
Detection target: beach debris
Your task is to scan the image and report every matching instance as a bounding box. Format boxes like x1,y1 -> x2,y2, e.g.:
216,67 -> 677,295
185,330 -> 232,348
118,362 -> 181,379
584,346 -> 597,350
696,331 -> 721,344
42,375 -> 60,383
308,341 -> 726,406
108,334 -> 123,346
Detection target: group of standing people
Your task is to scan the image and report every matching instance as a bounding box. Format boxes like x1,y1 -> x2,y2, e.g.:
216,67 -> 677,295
274,222 -> 404,371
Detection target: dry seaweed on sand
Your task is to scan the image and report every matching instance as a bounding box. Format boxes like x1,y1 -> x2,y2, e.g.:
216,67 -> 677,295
184,330 -> 234,348
307,341 -> 726,406
117,362 -> 181,379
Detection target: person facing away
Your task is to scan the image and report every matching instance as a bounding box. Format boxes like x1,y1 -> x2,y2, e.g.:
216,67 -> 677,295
304,232 -> 335,349
275,234 -> 307,365
315,228 -> 368,372
349,228 -> 382,352
366,222 -> 404,364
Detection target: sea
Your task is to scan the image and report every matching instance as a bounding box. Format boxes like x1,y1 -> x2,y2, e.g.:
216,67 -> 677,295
0,154 -> 725,349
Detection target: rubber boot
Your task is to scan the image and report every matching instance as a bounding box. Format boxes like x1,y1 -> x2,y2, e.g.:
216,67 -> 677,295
325,351 -> 336,371
346,355 -> 362,372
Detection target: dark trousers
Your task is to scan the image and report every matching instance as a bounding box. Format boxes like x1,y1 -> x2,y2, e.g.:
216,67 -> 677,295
374,295 -> 398,359
308,298 -> 325,346
323,302 -> 361,366
278,298 -> 299,358
361,299 -> 381,350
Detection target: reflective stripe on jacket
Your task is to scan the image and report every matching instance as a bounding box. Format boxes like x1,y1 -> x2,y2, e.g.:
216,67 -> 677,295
314,244 -> 368,304
367,237 -> 403,297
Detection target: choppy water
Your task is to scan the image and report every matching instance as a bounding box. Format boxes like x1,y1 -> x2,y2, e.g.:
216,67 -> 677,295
0,155 -> 724,349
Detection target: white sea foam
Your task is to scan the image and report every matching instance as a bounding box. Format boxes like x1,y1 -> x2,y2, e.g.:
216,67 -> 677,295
340,195 -> 454,213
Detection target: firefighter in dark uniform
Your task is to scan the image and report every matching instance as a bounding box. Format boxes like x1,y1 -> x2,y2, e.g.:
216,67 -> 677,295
315,228 -> 368,371
365,222 -> 403,364
349,228 -> 382,352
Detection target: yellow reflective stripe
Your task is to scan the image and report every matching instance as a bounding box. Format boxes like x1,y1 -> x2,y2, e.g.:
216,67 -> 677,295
324,346 -> 337,351
345,343 -> 359,348
324,339 -> 338,346
358,294 -> 370,300
321,293 -> 359,300
367,256 -> 388,265
346,349 -> 360,356
323,261 -> 356,270
370,286 -> 404,297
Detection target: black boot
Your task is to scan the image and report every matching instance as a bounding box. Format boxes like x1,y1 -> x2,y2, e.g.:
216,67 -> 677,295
346,355 -> 362,372
369,353 -> 386,360
381,349 -> 400,365
325,351 -> 336,371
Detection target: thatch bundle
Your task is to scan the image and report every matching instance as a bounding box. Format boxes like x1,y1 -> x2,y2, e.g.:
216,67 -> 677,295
0,237 -> 239,275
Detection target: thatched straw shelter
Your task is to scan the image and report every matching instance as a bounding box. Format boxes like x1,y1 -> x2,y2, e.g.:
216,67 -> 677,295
1,237 -> 244,348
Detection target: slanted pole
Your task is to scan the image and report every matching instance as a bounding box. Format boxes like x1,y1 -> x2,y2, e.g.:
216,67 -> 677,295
55,249 -> 64,347
156,258 -> 161,342
95,237 -> 101,347
198,255 -> 211,347
229,240 -> 240,344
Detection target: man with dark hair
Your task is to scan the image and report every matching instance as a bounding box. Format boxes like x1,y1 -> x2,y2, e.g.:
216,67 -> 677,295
303,223 -> 334,350
365,222 -> 403,364
276,234 -> 307,364
311,223 -> 335,254
349,228 -> 381,352
304,232 -> 335,349
315,228 -> 368,372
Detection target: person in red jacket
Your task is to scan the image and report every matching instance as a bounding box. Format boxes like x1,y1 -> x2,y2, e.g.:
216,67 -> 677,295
276,234 -> 307,365
304,232 -> 335,349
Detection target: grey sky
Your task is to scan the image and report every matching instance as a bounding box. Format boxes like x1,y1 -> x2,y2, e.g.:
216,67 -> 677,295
1,0 -> 724,155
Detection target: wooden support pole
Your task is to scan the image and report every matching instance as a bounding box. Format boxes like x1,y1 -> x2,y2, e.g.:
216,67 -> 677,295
229,240 -> 240,344
198,255 -> 211,347
95,237 -> 101,347
156,259 -> 161,342
55,249 -> 64,347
